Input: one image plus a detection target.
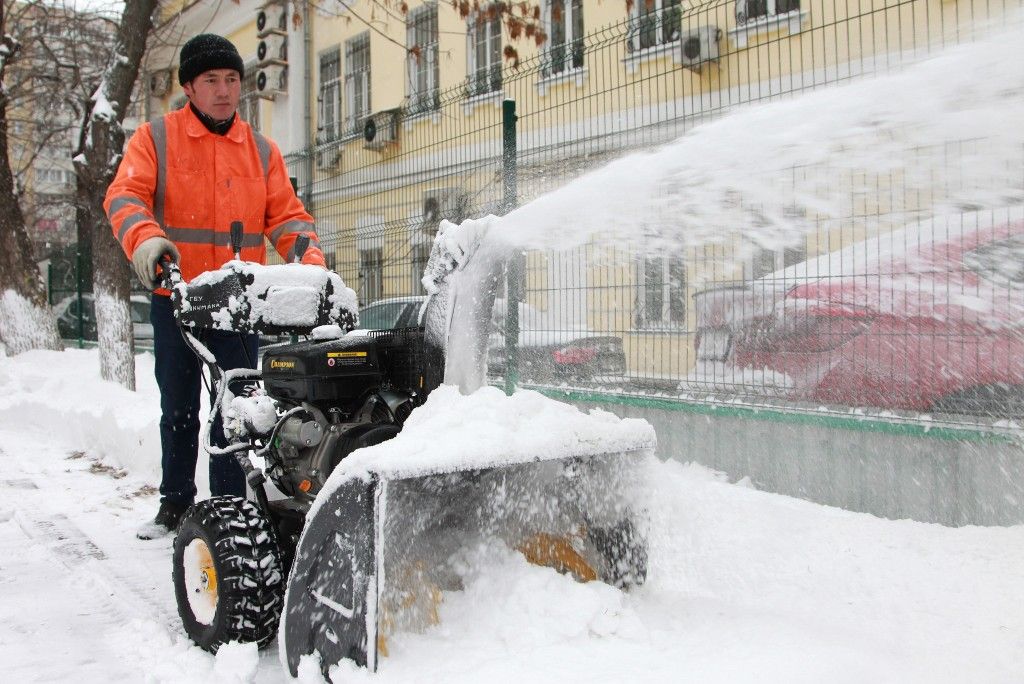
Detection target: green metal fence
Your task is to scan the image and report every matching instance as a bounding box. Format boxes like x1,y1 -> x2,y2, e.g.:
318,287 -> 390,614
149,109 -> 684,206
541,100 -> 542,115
288,0 -> 1018,430
35,0 -> 1024,433
48,247 -> 154,349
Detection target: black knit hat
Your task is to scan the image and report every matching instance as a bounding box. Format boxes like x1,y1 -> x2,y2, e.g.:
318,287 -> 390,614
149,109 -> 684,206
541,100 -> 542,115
177,34 -> 245,85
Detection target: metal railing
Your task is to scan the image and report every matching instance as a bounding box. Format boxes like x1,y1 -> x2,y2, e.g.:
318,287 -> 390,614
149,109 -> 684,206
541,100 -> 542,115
56,0 -> 1023,430
281,0 -> 1024,430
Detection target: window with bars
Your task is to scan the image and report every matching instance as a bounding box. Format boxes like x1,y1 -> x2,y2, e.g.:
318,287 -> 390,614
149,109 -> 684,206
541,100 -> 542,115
736,0 -> 801,24
407,2 -> 440,114
318,48 -> 342,140
636,255 -> 687,327
359,247 -> 384,303
345,33 -> 371,134
238,64 -> 260,131
544,0 -> 584,76
629,0 -> 682,52
467,9 -> 502,97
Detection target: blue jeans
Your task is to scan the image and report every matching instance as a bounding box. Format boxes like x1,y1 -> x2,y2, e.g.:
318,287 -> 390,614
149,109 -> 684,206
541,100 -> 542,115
151,294 -> 259,507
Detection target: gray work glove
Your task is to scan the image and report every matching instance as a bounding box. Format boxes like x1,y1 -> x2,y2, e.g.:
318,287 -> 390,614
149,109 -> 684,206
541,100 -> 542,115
132,237 -> 180,290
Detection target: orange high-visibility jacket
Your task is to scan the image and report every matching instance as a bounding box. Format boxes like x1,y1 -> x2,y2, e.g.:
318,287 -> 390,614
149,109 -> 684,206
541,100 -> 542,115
105,106 -> 325,290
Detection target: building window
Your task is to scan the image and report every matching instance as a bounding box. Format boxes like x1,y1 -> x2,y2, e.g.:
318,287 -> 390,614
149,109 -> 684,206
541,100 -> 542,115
238,63 -> 260,131
359,247 -> 383,303
36,168 -> 72,184
467,9 -> 502,97
628,0 -> 681,52
751,244 -> 808,280
544,0 -> 584,76
318,48 -> 342,141
736,0 -> 800,25
345,33 -> 371,135
407,2 -> 440,114
636,255 -> 686,327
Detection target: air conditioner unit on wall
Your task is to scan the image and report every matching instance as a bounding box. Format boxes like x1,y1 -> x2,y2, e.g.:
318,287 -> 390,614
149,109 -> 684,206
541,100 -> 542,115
256,2 -> 287,38
415,188 -> 454,243
680,26 -> 721,70
257,33 -> 288,67
362,109 -> 401,151
148,68 -> 173,97
256,64 -> 287,99
316,144 -> 342,170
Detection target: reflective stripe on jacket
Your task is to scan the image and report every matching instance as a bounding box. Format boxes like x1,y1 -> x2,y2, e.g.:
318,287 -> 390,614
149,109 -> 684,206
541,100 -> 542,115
104,106 -> 325,289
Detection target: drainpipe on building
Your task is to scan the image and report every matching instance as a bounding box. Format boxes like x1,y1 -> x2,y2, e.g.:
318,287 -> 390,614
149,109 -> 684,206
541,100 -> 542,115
302,0 -> 314,213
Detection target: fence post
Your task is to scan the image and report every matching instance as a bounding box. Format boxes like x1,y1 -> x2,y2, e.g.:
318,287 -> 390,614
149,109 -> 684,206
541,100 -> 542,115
502,99 -> 522,395
75,243 -> 85,348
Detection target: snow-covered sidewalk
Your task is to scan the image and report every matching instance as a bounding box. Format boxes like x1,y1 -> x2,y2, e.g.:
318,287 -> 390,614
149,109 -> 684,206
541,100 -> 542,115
1,348 -> 1022,683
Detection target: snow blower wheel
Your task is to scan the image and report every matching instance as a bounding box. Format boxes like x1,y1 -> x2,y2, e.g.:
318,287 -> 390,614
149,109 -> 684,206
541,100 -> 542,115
172,496 -> 284,652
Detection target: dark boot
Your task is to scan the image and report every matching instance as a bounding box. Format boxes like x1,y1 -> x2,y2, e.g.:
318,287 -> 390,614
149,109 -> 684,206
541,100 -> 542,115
136,501 -> 189,540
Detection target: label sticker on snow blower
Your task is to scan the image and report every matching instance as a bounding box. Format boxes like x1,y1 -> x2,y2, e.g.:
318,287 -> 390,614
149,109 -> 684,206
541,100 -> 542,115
326,351 -> 369,367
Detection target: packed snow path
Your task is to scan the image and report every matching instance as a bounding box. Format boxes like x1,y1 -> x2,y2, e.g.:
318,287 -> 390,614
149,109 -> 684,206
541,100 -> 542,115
1,348 -> 1023,683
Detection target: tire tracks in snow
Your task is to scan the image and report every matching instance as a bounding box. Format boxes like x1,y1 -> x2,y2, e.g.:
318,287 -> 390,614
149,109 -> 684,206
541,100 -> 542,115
0,438 -> 192,681
0,455 -> 178,627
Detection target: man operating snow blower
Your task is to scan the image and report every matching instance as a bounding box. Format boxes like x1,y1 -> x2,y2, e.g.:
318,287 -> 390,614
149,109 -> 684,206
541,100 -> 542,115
104,33 -> 326,540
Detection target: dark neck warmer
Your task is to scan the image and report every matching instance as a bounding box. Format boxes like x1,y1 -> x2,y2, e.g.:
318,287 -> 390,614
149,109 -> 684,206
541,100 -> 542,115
189,101 -> 235,136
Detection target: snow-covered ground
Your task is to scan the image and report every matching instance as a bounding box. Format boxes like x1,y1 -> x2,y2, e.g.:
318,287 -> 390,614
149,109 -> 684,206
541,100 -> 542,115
6,16 -> 1024,683
2,347 -> 1022,683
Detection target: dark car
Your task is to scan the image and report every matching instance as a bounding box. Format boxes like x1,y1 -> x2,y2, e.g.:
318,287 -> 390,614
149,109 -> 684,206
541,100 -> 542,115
690,214 -> 1024,417
54,293 -> 154,342
357,296 -> 627,384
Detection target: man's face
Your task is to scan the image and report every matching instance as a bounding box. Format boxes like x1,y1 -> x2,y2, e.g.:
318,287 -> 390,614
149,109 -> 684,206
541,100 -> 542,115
183,69 -> 241,121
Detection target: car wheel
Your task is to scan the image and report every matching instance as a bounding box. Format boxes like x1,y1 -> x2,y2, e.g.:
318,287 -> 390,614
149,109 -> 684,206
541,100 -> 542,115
931,384 -> 1024,418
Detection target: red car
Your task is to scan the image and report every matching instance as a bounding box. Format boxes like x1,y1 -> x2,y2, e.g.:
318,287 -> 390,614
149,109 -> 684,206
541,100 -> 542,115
690,213 -> 1024,417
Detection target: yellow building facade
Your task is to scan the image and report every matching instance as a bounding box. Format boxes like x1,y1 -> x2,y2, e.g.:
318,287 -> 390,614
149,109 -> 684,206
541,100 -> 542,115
138,0 -> 1016,384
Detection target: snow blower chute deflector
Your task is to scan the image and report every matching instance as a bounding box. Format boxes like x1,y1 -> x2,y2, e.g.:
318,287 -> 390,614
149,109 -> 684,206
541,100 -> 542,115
165,221 -> 654,680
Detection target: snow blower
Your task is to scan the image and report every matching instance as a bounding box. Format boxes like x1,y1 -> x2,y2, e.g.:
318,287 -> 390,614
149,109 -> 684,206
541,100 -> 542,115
166,221 -> 654,680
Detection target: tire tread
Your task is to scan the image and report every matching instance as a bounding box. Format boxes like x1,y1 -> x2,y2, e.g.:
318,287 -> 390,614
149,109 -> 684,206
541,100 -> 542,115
173,496 -> 284,652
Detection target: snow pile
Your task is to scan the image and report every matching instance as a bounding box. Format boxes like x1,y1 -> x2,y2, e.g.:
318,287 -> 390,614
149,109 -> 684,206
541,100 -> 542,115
0,348 -> 163,484
2,349 -> 1024,682
5,21 -> 1024,683
352,460 -> 1024,683
321,384 -> 656,485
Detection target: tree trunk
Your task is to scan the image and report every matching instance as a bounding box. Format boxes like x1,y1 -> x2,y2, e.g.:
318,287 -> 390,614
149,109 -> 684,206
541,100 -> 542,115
0,10 -> 62,355
74,0 -> 157,389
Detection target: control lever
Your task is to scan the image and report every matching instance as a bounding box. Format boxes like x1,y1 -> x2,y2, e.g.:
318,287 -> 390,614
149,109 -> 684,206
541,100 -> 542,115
157,255 -> 181,291
293,234 -> 310,263
230,221 -> 243,260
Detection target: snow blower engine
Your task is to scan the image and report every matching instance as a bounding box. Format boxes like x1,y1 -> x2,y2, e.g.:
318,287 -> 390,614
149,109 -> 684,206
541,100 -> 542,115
164,222 -> 650,681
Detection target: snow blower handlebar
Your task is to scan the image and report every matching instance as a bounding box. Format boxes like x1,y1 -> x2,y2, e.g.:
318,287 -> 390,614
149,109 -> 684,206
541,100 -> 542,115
157,254 -> 182,291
